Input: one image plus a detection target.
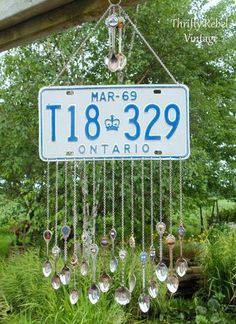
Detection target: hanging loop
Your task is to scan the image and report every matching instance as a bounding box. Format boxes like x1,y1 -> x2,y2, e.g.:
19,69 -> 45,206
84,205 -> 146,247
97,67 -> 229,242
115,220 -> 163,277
109,0 -> 121,5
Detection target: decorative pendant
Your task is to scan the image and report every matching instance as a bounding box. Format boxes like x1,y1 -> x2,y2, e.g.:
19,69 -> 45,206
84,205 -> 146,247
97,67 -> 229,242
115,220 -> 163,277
166,273 -> 179,293
148,279 -> 158,299
52,245 -> 60,259
81,260 -> 89,276
88,283 -> 100,304
43,230 -> 52,242
59,265 -> 71,285
51,274 -> 61,290
129,273 -> 136,293
114,286 -> 131,305
119,249 -> 127,261
99,272 -> 111,293
155,262 -> 168,282
61,225 -> 71,239
69,289 -> 79,305
129,235 -> 136,248
110,255 -> 118,273
175,257 -> 188,277
42,260 -> 52,278
138,293 -> 150,313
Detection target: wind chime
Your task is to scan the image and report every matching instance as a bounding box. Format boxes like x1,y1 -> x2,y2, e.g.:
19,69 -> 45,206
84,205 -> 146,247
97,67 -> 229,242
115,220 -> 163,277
41,0 -> 189,313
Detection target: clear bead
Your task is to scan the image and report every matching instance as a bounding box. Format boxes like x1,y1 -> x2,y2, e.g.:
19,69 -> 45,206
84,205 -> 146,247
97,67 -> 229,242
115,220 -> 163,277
155,262 -> 168,282
110,228 -> 117,240
140,251 -> 148,264
81,260 -> 89,276
166,274 -> 179,293
51,274 -> 61,290
114,286 -> 131,305
110,256 -> 118,273
129,273 -> 136,293
138,294 -> 150,313
105,15 -> 119,28
69,289 -> 79,305
156,222 -> 166,235
99,273 -> 111,293
119,249 -> 127,261
59,265 -> 71,285
177,225 -> 186,238
88,283 -> 100,304
148,279 -> 158,299
101,236 -> 109,248
71,254 -> 78,267
42,260 -> 52,278
149,246 -> 156,259
175,258 -> 188,277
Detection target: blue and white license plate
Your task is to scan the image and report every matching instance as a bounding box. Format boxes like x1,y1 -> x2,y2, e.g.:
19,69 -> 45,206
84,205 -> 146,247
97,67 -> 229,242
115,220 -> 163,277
38,85 -> 190,161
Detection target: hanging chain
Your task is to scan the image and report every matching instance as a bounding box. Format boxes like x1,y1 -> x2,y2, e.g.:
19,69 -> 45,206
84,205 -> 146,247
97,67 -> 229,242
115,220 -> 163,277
169,159 -> 173,234
55,161 -> 59,247
64,161 -> 68,263
131,159 -> 134,238
82,159 -> 87,229
46,161 -> 50,231
112,159 -> 115,229
92,159 -> 96,243
103,159 -> 107,236
179,158 -> 183,226
73,161 -> 77,255
121,159 -> 125,286
141,159 -> 145,252
159,158 -> 163,260
150,158 -> 154,247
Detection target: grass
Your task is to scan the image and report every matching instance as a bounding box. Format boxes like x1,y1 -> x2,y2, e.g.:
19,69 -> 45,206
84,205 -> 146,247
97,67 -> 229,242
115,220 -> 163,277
0,230 -> 15,258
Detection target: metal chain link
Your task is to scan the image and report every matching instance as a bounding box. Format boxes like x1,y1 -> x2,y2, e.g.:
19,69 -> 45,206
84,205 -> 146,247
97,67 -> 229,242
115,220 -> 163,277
92,159 -> 96,243
131,159 -> 134,238
159,158 -> 162,222
64,161 -> 68,263
55,161 -> 59,247
121,159 -> 125,250
46,161 -> 50,231
141,159 -> 145,252
169,159 -> 173,234
150,158 -> 154,247
103,159 -> 107,236
73,161 -> 77,255
112,159 -> 115,229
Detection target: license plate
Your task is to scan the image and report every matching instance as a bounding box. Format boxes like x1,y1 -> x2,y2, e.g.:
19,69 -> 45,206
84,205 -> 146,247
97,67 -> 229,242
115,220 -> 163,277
38,84 -> 190,161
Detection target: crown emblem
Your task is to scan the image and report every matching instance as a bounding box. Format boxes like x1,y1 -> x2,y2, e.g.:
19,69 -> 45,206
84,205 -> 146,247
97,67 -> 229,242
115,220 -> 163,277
105,115 -> 120,131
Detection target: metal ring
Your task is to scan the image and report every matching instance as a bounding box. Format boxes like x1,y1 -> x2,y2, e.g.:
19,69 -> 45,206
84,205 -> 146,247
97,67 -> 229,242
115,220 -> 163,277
108,0 -> 121,5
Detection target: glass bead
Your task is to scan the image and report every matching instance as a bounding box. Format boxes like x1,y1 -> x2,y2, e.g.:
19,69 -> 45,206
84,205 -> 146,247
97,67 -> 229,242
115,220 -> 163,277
129,273 -> 136,293
175,258 -> 188,277
129,236 -> 136,248
59,265 -> 71,285
118,17 -> 125,29
88,283 -> 100,304
110,256 -> 118,273
138,294 -> 150,313
61,225 -> 71,239
51,274 -> 61,290
105,15 -> 119,28
42,260 -> 52,278
149,246 -> 156,259
140,251 -> 148,264
166,234 -> 176,248
166,274 -> 179,293
71,254 -> 78,267
69,289 -> 79,305
114,286 -> 131,305
155,262 -> 168,282
177,225 -> 186,238
148,279 -> 158,299
43,230 -> 52,242
156,221 -> 166,235
99,273 -> 111,293
119,249 -> 127,261
110,228 -> 117,240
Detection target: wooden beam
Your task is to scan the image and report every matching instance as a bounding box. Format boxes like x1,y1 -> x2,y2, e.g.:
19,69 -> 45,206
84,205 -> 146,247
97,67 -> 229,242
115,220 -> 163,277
0,0 -> 140,53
